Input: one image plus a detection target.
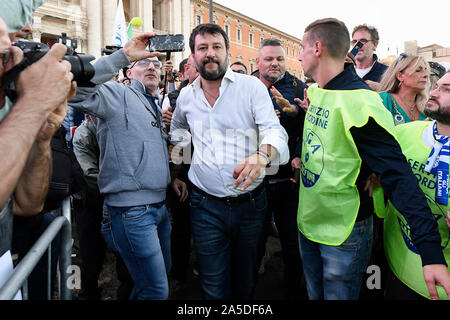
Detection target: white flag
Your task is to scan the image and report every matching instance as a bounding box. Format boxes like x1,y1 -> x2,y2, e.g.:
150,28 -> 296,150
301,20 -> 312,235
112,0 -> 128,47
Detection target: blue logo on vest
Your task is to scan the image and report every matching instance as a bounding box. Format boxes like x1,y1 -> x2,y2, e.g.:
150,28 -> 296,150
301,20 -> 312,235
398,193 -> 449,254
301,129 -> 324,188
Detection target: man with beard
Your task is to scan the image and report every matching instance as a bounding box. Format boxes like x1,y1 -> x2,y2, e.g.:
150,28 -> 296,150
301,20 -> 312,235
170,23 -> 289,300
255,38 -> 307,299
69,33 -> 172,300
374,71 -> 450,299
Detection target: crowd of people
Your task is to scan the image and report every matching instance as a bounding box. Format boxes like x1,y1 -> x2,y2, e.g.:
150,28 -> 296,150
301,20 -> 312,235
0,1 -> 449,301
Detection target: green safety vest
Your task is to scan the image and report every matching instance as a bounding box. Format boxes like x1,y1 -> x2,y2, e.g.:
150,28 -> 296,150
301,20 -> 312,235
375,121 -> 450,299
297,84 -> 397,245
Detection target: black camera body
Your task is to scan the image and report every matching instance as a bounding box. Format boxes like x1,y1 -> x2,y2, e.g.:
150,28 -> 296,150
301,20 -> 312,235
12,33 -> 96,87
101,45 -> 122,56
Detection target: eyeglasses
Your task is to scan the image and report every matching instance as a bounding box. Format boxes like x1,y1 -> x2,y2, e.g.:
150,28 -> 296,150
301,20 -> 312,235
351,39 -> 373,46
432,84 -> 450,94
131,59 -> 162,69
232,69 -> 246,74
0,48 -> 11,67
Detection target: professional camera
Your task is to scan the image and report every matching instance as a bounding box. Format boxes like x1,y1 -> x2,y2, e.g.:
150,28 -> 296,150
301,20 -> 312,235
101,45 -> 121,56
11,33 -> 95,88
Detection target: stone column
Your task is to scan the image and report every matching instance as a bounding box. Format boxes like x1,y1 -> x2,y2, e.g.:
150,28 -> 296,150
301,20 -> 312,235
168,0 -> 174,32
86,0 -> 102,57
154,1 -> 161,32
160,0 -> 170,33
102,0 -> 117,46
32,29 -> 42,42
173,0 -> 182,34
141,0 -> 153,33
181,0 -> 191,58
31,14 -> 43,42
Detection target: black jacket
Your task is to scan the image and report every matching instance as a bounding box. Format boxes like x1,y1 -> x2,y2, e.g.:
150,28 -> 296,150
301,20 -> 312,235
262,71 -> 308,180
358,54 -> 388,82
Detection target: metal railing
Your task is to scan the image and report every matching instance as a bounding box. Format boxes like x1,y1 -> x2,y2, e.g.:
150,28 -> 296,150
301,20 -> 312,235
0,198 -> 72,300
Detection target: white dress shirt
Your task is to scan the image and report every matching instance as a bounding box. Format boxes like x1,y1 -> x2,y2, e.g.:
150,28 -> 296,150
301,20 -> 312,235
170,68 -> 289,197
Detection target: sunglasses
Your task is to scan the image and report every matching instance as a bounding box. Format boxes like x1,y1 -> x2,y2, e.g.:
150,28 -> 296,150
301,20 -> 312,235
0,48 -> 11,67
232,69 -> 246,74
393,53 -> 410,68
131,59 -> 162,69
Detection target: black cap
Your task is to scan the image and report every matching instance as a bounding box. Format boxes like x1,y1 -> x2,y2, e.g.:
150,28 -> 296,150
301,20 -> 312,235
428,61 -> 446,78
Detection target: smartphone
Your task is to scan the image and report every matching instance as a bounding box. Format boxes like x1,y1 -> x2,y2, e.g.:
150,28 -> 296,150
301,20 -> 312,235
293,168 -> 300,184
149,34 -> 185,53
350,40 -> 364,57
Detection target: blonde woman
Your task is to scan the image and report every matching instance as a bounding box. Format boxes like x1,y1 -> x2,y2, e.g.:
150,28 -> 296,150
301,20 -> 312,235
378,54 -> 430,125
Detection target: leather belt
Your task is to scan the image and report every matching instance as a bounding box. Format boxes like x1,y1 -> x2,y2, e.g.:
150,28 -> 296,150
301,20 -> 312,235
189,181 -> 265,205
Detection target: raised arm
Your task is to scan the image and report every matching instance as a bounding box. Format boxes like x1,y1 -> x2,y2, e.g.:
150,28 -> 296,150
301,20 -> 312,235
70,32 -> 159,117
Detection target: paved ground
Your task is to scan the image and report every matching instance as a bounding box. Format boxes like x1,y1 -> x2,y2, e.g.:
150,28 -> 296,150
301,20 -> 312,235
72,229 -> 289,300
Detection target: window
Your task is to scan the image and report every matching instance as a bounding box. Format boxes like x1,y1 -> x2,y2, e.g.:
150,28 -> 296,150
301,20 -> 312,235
249,58 -> 256,74
237,28 -> 241,41
249,33 -> 254,46
286,45 -> 289,56
196,15 -> 202,26
225,24 -> 230,36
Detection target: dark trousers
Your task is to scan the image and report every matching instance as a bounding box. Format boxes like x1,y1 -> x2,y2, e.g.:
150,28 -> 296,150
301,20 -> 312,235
73,191 -> 133,300
385,267 -> 427,300
12,212 -> 61,300
167,186 -> 191,282
263,180 -> 307,299
190,187 -> 268,300
359,215 -> 386,300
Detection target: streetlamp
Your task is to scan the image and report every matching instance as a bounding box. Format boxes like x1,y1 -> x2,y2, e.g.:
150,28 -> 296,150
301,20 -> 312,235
209,0 -> 213,23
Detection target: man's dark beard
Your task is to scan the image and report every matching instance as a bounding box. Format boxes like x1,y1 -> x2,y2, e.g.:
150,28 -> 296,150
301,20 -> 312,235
196,56 -> 228,81
424,105 -> 450,125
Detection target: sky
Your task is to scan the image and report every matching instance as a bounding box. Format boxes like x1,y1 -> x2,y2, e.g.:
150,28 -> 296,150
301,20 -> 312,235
214,0 -> 450,60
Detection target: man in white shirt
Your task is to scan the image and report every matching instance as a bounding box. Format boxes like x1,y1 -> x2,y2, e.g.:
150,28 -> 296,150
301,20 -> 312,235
170,23 -> 289,300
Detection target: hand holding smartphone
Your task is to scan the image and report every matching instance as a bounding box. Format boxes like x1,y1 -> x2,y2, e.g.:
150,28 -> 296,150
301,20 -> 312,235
351,40 -> 364,57
347,40 -> 364,63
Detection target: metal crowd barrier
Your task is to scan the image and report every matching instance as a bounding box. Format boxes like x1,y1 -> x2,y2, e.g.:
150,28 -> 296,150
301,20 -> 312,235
0,197 -> 72,300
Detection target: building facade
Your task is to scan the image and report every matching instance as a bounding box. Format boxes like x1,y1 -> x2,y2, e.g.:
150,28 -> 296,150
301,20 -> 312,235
193,0 -> 303,77
31,0 -> 303,76
405,41 -> 450,64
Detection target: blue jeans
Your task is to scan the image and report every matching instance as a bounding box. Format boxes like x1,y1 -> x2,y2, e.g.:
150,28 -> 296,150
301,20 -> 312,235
101,202 -> 171,300
190,188 -> 268,300
298,216 -> 373,300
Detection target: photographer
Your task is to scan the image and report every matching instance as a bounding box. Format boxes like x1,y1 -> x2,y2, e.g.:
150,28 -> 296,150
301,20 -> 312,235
69,33 -> 172,300
0,6 -> 74,283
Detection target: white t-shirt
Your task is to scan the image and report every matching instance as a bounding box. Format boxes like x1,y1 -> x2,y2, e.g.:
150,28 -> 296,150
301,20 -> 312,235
355,66 -> 372,79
